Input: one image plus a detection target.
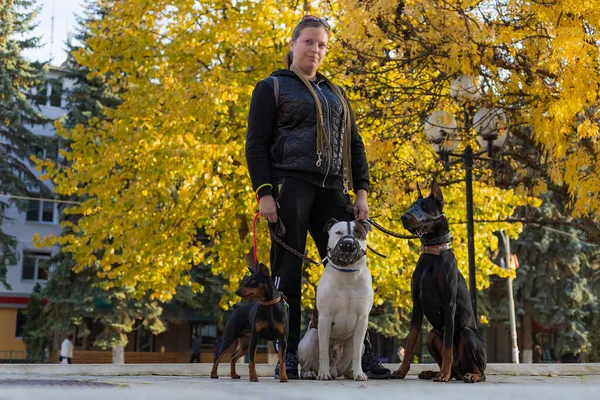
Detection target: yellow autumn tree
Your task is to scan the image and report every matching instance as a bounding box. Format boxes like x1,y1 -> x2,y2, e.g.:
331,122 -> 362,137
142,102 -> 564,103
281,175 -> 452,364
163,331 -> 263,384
321,0 -> 600,334
34,0 -> 552,337
334,0 -> 600,235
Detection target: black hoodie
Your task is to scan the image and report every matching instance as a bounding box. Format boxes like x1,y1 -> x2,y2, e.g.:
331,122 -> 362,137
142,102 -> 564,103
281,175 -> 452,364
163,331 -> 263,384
245,69 -> 370,198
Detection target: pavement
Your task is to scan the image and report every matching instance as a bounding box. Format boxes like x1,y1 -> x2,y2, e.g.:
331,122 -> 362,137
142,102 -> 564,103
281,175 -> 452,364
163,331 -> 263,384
0,364 -> 599,400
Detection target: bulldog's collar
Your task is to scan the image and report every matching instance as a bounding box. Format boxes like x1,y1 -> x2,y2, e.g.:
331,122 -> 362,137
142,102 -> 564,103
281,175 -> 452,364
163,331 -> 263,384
328,263 -> 361,273
421,242 -> 452,255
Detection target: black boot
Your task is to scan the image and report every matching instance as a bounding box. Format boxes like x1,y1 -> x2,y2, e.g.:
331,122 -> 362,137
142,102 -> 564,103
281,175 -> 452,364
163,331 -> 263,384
274,351 -> 299,380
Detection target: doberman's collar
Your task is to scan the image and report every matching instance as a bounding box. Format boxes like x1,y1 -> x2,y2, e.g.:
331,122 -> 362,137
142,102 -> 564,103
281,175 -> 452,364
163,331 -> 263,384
421,242 -> 452,255
420,232 -> 453,246
259,296 -> 282,306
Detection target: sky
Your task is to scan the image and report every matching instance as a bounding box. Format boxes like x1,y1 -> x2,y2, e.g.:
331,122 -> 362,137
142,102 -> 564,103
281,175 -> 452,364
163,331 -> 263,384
22,0 -> 85,67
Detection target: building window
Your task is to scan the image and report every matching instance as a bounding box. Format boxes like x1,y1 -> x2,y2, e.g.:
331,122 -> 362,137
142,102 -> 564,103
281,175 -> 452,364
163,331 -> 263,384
33,82 -> 48,105
191,324 -> 218,347
29,144 -> 45,161
26,199 -> 56,224
200,324 -> 217,346
21,251 -> 51,281
45,142 -> 59,160
49,79 -> 63,107
15,310 -> 28,338
29,141 -> 59,162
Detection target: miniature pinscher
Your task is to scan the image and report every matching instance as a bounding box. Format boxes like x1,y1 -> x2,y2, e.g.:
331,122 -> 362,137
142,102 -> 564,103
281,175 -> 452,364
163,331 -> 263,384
210,262 -> 289,382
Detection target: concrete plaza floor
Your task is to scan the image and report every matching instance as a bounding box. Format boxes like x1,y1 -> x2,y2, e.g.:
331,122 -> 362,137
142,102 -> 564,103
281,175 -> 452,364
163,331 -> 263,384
0,371 -> 599,400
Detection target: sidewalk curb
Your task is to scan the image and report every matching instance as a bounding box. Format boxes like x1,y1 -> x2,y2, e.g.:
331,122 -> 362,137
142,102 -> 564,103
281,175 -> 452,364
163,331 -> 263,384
1,363 -> 599,377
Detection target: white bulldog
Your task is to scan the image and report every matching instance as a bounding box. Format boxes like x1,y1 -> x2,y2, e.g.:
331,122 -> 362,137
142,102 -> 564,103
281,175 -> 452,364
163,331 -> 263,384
298,219 -> 373,381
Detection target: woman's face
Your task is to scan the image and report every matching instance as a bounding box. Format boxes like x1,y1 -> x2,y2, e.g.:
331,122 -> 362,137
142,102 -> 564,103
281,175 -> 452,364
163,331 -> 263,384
290,27 -> 329,77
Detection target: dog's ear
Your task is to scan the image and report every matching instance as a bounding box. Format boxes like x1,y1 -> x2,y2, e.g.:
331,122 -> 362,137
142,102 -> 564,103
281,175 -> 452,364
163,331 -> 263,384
430,179 -> 444,208
357,219 -> 372,233
247,263 -> 257,274
416,182 -> 423,199
323,218 -> 339,233
258,262 -> 270,276
353,219 -> 372,240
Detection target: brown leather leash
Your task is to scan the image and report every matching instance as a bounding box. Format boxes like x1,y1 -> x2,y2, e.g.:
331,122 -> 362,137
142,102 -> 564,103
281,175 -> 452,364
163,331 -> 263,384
345,205 -> 420,240
268,221 -> 324,266
268,219 -> 388,262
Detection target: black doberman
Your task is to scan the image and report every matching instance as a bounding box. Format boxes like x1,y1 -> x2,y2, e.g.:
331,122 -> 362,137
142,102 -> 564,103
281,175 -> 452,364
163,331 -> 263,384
391,180 -> 486,383
210,263 -> 289,382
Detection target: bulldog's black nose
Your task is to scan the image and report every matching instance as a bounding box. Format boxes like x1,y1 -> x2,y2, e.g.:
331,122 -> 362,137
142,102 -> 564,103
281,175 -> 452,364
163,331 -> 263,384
340,238 -> 357,251
401,214 -> 411,222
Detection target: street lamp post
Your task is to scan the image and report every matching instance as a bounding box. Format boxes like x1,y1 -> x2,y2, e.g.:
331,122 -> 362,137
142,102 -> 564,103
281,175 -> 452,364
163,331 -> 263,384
464,145 -> 477,317
424,75 -> 508,322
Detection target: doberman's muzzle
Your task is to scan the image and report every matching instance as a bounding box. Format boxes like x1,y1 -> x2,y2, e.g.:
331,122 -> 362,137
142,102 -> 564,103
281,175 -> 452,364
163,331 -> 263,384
328,225 -> 366,267
402,202 -> 446,237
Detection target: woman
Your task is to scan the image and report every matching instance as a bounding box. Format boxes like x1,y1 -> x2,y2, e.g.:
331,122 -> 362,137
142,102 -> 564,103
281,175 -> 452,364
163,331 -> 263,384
245,15 -> 390,380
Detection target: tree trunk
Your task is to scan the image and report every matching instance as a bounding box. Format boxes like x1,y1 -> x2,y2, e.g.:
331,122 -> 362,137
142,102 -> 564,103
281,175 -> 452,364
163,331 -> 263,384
522,303 -> 533,363
112,345 -> 125,364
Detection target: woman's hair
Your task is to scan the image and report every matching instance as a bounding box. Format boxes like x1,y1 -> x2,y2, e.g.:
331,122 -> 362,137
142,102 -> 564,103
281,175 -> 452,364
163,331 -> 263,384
286,16 -> 330,68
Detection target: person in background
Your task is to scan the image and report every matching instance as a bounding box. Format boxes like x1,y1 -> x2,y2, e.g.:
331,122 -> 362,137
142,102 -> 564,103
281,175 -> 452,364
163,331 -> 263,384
190,333 -> 201,363
392,345 -> 405,363
59,334 -> 74,364
533,345 -> 543,363
392,346 -> 404,363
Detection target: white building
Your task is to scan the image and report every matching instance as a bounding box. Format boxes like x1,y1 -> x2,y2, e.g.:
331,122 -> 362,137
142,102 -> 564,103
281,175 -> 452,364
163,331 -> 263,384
0,66 -> 74,356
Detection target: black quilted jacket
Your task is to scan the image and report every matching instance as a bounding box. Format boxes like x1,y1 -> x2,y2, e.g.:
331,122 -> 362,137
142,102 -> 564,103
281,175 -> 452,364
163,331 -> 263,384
245,69 -> 369,198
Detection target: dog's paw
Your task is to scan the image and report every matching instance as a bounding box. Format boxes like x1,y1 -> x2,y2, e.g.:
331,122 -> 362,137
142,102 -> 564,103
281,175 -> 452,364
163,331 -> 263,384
301,371 -> 317,380
433,372 -> 450,382
317,371 -> 333,381
391,368 -> 408,379
353,371 -> 368,381
418,370 -> 438,380
463,373 -> 485,383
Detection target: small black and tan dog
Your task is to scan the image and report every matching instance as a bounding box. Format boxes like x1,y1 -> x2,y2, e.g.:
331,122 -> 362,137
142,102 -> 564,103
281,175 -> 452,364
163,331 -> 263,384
391,179 -> 487,383
210,262 -> 289,382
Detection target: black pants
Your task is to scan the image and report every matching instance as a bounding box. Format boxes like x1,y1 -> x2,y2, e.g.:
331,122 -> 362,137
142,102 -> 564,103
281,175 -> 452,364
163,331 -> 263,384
59,356 -> 72,364
189,352 -> 200,363
270,177 -> 372,354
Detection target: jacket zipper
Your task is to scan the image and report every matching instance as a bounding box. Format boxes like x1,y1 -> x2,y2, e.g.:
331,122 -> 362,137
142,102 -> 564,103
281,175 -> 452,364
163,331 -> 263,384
314,80 -> 333,187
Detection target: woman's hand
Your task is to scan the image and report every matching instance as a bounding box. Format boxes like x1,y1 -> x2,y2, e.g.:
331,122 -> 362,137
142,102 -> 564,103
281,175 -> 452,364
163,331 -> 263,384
259,195 -> 278,223
353,189 -> 369,220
